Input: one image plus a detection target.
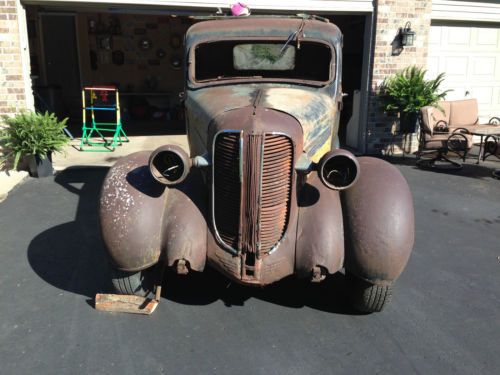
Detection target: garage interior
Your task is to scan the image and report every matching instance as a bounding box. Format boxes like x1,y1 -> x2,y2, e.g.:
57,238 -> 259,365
24,4 -> 366,144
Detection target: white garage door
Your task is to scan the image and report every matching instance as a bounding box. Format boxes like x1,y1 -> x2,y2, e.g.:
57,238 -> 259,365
427,24 -> 500,122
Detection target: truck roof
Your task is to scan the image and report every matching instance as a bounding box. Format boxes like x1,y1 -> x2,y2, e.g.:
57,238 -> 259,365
186,16 -> 342,46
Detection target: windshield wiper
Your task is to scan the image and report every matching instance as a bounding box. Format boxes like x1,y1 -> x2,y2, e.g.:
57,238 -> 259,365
280,18 -> 306,54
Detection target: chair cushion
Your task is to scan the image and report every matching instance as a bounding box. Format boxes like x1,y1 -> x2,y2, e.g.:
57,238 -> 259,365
449,99 -> 478,128
420,102 -> 451,135
423,132 -> 473,151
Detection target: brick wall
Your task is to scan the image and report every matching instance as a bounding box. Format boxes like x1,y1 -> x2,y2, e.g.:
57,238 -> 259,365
0,0 -> 26,117
366,0 -> 432,154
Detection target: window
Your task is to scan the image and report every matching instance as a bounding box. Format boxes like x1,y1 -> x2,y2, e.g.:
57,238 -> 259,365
194,40 -> 333,84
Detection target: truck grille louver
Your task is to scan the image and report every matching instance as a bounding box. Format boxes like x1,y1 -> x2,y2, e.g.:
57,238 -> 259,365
213,132 -> 241,249
213,131 -> 293,256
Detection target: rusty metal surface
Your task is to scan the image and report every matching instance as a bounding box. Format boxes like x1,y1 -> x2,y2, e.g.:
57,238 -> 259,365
296,172 -> 344,278
213,131 -> 294,257
186,84 -> 338,163
162,168 -> 208,272
213,131 -> 241,249
185,17 -> 341,58
187,37 -> 335,89
259,134 -> 293,252
207,106 -> 302,285
318,148 -> 360,190
98,17 -> 415,292
342,157 -> 415,285
149,144 -> 191,185
99,151 -> 166,272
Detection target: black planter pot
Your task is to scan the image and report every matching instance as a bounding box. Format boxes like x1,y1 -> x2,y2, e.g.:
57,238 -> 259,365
400,111 -> 419,134
27,153 -> 53,177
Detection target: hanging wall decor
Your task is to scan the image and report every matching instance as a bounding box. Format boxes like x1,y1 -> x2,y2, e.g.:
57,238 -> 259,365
97,35 -> 113,50
170,55 -> 182,70
156,48 -> 166,59
139,38 -> 152,50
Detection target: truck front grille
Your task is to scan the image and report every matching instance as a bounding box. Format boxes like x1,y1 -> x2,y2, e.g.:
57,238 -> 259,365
212,131 -> 293,256
213,132 -> 241,249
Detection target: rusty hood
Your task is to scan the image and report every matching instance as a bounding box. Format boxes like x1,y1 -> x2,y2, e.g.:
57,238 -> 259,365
186,84 -> 338,162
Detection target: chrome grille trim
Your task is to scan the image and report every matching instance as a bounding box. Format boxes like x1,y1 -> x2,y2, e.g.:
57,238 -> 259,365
212,130 -> 294,257
212,130 -> 242,255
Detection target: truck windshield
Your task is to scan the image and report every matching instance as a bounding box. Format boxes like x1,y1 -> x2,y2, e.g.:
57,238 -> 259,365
194,40 -> 333,83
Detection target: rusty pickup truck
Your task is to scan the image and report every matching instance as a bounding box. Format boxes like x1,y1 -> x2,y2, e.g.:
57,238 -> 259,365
99,15 -> 414,313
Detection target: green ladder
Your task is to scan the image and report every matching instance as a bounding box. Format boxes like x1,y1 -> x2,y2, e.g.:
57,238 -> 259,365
80,86 -> 129,152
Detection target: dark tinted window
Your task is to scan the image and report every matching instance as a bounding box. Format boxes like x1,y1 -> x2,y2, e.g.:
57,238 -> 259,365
195,40 -> 333,83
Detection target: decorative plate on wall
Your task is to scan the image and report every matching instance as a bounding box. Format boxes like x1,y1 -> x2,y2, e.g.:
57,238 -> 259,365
139,38 -> 152,50
170,55 -> 182,70
156,48 -> 166,59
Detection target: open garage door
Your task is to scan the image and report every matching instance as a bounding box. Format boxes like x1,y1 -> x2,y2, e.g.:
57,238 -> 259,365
21,0 -> 373,148
427,23 -> 500,121
22,0 -> 373,13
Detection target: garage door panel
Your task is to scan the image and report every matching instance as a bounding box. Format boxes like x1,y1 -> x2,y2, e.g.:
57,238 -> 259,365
429,27 -> 442,45
428,23 -> 500,119
447,27 -> 471,45
445,56 -> 469,76
427,56 -> 440,78
471,87 -> 494,105
476,28 -> 498,47
471,57 -> 496,77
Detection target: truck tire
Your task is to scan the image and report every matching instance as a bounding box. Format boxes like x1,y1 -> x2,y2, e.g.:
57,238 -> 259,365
110,265 -> 156,297
347,273 -> 393,313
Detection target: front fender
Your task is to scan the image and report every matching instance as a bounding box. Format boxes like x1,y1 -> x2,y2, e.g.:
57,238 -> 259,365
342,157 -> 414,285
162,169 -> 207,271
296,173 -> 344,277
99,151 -> 167,271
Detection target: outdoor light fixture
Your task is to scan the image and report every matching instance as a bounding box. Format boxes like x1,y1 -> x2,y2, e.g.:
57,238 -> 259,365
399,22 -> 416,47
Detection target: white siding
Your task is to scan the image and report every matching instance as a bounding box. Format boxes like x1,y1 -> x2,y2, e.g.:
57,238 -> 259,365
432,1 -> 500,23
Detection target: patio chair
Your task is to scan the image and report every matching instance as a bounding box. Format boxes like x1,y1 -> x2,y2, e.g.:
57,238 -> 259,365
483,134 -> 500,161
417,104 -> 473,169
483,135 -> 500,179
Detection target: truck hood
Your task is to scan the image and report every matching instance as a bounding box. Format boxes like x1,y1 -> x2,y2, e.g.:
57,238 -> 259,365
186,84 -> 338,162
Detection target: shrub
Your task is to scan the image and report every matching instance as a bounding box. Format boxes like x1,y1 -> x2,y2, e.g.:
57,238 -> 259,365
0,111 -> 69,170
380,66 -> 451,114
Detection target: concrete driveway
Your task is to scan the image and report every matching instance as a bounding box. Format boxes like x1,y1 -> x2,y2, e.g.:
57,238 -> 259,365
0,157 -> 499,375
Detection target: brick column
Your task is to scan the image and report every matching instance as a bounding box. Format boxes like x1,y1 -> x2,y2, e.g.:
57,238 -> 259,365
366,0 -> 432,154
0,0 -> 28,117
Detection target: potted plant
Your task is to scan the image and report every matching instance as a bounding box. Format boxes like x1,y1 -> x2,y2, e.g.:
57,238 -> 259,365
0,110 -> 69,177
380,66 -> 451,133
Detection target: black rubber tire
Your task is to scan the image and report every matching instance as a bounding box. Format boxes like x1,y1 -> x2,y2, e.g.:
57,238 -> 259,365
110,265 -> 156,297
347,273 -> 393,313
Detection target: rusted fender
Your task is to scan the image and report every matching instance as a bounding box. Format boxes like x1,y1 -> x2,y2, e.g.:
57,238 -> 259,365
296,173 -> 344,277
162,169 -> 207,271
342,157 -> 414,285
100,151 -> 166,272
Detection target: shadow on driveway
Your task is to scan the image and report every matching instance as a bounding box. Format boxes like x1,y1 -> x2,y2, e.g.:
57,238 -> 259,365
27,167 -> 362,315
381,154 -> 498,180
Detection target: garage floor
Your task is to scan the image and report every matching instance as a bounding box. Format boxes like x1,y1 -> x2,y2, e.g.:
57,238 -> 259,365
52,134 -> 189,170
0,153 -> 499,374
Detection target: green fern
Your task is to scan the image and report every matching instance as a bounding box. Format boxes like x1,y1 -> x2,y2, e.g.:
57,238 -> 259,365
380,66 -> 451,114
0,110 -> 70,170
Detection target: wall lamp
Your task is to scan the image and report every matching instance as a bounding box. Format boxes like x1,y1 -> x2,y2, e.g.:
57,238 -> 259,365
399,22 -> 416,47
